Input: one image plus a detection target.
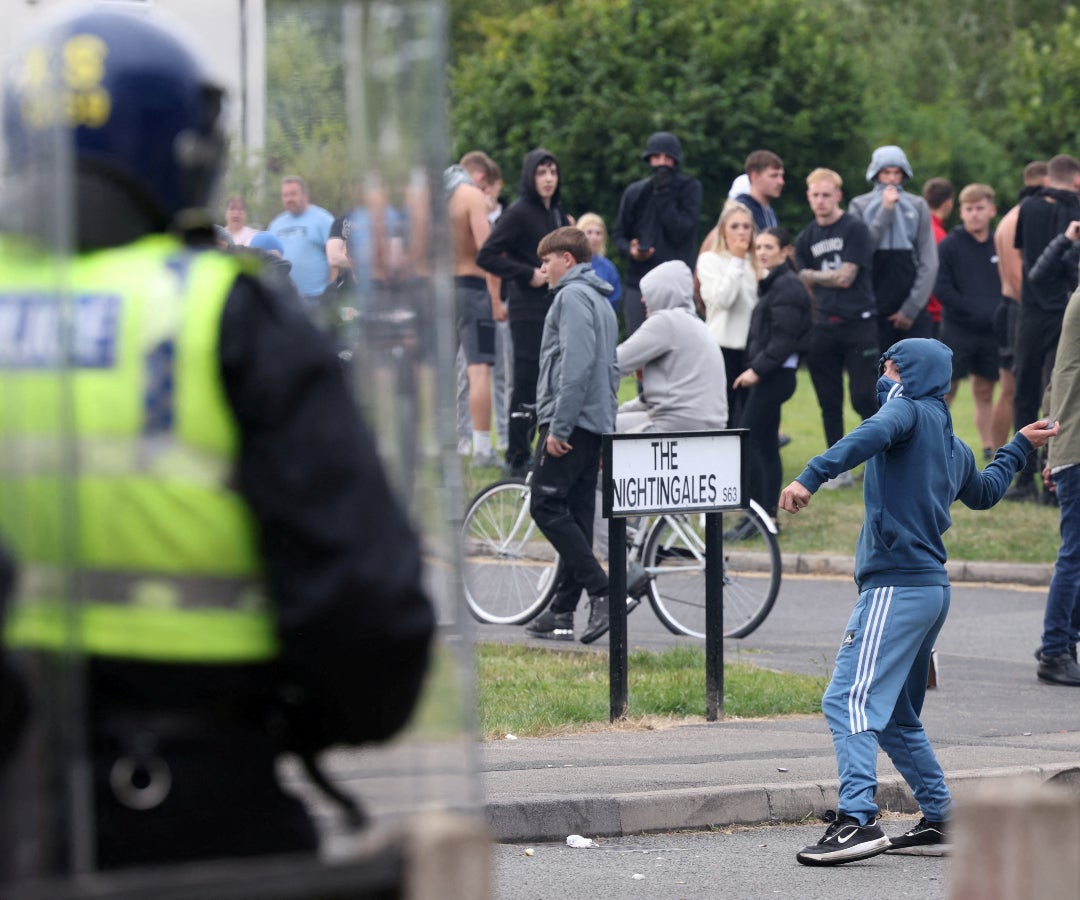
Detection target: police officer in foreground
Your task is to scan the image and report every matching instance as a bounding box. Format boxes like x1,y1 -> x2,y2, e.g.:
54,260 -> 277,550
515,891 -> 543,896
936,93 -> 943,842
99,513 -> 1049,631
0,7 -> 435,874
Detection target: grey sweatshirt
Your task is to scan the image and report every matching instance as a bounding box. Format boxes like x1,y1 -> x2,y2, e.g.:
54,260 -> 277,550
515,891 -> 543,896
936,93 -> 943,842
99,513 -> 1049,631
616,260 -> 728,430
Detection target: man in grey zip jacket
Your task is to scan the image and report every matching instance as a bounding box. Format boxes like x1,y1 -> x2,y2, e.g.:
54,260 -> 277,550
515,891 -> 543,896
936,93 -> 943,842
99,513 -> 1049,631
848,145 -> 938,353
526,227 -> 619,645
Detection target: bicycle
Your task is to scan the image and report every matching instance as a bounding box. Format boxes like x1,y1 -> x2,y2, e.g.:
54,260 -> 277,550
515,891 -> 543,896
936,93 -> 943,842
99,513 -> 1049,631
460,473 -> 782,639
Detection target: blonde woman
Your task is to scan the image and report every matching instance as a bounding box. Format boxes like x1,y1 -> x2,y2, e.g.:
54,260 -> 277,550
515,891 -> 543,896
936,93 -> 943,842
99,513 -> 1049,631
696,199 -> 760,423
576,211 -> 623,312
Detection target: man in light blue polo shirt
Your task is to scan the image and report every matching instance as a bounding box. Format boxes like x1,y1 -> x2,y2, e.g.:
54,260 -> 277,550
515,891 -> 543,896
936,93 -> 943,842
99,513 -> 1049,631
269,176 -> 334,301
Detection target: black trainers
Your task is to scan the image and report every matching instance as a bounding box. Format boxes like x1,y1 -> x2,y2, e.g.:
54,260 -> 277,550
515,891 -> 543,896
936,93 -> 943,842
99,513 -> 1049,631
524,609 -> 574,641
887,817 -> 949,856
579,595 -> 610,644
795,814 -> 890,866
1036,650 -> 1080,686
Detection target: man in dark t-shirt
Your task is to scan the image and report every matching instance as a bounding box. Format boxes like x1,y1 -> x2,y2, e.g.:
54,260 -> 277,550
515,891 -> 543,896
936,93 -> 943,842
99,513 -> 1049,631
795,168 -> 879,474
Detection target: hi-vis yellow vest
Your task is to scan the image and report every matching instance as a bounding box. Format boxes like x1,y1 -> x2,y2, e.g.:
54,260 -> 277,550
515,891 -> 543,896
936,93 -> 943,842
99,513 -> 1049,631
0,234 -> 277,663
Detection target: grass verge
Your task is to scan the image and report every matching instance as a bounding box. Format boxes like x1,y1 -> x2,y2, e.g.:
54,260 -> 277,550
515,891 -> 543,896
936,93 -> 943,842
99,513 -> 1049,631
476,642 -> 829,740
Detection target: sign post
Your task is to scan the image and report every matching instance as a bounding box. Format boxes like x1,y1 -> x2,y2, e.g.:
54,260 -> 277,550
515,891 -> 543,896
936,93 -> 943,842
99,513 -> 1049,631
602,430 -> 748,722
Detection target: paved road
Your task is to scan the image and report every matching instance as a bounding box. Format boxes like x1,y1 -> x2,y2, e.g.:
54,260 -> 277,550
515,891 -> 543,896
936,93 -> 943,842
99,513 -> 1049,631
493,814 -> 949,900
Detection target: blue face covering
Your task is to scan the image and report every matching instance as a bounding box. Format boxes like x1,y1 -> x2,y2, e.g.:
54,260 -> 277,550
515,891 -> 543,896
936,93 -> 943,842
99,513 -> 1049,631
877,374 -> 904,407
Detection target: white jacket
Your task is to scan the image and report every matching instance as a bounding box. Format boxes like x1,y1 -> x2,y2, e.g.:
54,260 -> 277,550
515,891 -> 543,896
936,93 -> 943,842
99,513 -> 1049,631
696,250 -> 757,350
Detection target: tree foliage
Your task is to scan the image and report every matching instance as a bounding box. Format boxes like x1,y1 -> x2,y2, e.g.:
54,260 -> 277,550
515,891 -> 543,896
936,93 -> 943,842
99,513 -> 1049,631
451,0 -> 866,234
1002,6 -> 1080,162
451,0 -> 1079,232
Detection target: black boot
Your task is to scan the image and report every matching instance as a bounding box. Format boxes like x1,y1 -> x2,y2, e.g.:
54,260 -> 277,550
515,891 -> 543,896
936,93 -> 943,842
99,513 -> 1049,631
579,595 -> 610,644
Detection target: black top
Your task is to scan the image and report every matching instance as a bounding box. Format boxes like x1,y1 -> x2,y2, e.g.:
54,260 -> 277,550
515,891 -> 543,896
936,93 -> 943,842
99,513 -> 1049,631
746,266 -> 812,377
613,167 -> 703,288
1015,187 -> 1080,312
476,148 -> 570,323
934,226 -> 1001,332
794,213 -> 876,323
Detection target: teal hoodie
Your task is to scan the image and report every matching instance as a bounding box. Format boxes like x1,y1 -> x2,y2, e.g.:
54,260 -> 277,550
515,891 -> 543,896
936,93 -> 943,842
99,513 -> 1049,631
795,338 -> 1034,590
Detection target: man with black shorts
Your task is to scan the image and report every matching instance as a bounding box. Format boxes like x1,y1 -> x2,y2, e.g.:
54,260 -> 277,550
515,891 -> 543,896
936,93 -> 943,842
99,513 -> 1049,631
446,157 -> 499,466
934,183 -> 1002,460
795,168 -> 878,488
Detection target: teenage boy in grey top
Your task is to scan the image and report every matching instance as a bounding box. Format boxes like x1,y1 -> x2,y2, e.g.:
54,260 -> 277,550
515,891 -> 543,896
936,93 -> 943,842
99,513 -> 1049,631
525,227 -> 619,645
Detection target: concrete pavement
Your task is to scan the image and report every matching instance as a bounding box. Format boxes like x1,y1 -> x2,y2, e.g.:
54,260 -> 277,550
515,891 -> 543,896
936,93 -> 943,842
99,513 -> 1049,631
287,554 -> 1077,850
478,553 -> 1078,843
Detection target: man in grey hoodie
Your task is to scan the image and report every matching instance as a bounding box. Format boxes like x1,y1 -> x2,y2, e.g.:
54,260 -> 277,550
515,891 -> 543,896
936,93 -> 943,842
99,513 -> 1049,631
592,260 -> 728,564
615,260 -> 728,432
525,227 -> 620,645
849,145 -> 938,354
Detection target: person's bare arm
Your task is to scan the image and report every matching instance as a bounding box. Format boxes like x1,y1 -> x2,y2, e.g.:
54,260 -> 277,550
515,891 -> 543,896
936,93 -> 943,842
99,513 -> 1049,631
326,236 -> 350,282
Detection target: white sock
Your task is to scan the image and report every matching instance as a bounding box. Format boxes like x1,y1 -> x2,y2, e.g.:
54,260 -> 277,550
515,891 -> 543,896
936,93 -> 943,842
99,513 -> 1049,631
472,431 -> 491,455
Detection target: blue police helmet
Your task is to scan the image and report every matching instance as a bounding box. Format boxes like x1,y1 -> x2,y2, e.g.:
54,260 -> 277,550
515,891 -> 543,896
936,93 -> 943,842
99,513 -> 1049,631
4,8 -> 226,228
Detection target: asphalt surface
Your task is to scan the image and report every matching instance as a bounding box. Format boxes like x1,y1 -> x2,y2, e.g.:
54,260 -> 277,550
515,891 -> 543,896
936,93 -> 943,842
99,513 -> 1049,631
288,551 -> 1079,856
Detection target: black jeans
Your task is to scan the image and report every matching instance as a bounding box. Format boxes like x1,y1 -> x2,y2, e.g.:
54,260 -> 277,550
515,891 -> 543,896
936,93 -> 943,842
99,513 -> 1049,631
530,424 -> 608,613
738,367 -> 797,516
722,346 -> 746,430
507,318 -> 545,468
806,317 -> 880,447
1012,304 -> 1064,484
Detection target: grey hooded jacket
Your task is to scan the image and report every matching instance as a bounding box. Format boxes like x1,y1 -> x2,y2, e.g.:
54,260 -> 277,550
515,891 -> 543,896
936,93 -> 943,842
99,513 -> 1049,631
616,260 -> 728,431
848,145 -> 938,321
536,263 -> 619,440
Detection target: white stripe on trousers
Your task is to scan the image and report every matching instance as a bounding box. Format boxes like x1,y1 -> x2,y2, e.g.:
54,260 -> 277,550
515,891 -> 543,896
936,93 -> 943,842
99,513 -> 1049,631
848,585 -> 893,733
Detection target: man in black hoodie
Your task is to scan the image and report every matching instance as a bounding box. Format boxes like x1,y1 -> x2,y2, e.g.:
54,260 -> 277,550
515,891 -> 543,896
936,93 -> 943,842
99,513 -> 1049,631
613,132 -> 703,337
477,148 -> 571,476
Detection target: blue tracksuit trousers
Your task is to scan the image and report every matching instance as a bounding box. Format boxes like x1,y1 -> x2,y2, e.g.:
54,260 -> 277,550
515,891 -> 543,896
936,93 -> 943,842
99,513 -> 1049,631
822,584 -> 953,825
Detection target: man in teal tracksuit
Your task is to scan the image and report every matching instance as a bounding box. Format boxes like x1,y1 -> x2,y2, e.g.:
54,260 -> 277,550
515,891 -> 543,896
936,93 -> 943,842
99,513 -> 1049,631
780,337 -> 1057,865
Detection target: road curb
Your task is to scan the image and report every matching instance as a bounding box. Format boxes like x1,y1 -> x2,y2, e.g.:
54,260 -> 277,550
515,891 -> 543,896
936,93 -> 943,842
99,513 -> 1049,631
779,553 -> 1053,587
484,763 -> 1080,843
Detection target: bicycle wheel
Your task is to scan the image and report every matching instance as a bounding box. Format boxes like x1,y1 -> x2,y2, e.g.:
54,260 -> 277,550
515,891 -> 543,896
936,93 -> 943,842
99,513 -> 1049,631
461,479 -> 560,625
642,507 -> 780,639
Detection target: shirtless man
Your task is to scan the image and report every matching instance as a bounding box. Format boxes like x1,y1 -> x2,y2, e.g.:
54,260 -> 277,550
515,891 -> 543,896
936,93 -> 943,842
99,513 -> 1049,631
447,151 -> 501,466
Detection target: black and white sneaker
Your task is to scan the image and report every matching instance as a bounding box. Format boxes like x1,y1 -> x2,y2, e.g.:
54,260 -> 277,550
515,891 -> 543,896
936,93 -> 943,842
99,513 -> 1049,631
525,609 -> 574,641
887,817 -> 949,856
796,814 -> 890,866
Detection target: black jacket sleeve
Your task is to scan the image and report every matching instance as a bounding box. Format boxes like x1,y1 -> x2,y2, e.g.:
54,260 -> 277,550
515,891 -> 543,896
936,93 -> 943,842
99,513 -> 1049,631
476,204 -> 537,285
654,174 -> 703,248
1028,232 -> 1080,292
219,274 -> 435,748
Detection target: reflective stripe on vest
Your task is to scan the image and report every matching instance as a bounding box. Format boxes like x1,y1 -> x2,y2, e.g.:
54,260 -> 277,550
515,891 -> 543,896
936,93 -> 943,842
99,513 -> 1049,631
6,567 -> 275,662
0,235 -> 277,662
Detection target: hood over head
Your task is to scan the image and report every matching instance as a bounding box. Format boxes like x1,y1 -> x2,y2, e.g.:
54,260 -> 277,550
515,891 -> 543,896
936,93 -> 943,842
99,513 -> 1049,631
518,147 -> 561,204
880,338 -> 952,401
866,145 -> 913,182
641,132 -> 682,166
639,260 -> 694,313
